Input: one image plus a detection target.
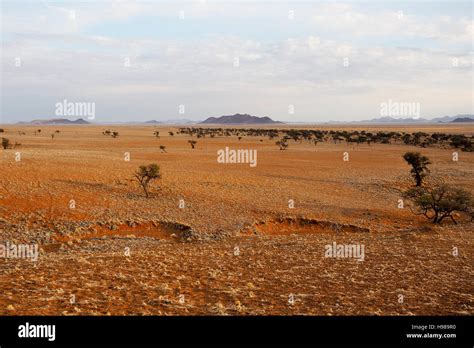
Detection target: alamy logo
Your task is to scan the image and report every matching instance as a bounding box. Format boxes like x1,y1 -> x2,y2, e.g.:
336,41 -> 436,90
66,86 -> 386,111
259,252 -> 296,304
18,322 -> 56,341
0,242 -> 38,261
217,147 -> 257,167
325,242 -> 365,261
55,99 -> 95,120
380,99 -> 420,119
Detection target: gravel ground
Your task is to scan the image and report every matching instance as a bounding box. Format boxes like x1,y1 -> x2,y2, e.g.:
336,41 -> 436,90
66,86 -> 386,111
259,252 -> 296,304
0,125 -> 472,315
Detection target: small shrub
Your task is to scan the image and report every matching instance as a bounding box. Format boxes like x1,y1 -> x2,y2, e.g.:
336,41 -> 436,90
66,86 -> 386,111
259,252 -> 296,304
276,140 -> 288,150
1,138 -> 10,149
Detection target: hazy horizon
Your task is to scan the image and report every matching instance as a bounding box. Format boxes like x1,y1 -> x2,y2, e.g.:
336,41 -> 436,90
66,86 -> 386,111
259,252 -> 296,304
1,1 -> 473,123
3,112 -> 473,125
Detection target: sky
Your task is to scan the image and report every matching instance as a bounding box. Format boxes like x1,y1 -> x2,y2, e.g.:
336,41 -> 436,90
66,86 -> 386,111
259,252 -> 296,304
1,0 -> 473,123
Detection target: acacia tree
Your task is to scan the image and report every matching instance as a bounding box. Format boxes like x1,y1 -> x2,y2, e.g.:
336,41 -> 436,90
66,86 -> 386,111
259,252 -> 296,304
134,164 -> 161,198
159,145 -> 167,153
403,184 -> 472,224
403,152 -> 431,186
450,134 -> 473,152
188,140 -> 197,149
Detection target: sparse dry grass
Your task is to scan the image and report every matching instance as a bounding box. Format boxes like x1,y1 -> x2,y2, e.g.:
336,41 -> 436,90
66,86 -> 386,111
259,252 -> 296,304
0,124 -> 472,315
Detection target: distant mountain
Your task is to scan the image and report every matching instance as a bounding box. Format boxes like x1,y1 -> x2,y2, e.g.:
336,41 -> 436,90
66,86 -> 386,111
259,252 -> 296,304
364,116 -> 429,124
200,113 -> 282,125
18,118 -> 90,125
434,114 -> 474,123
451,117 -> 474,123
326,114 -> 474,124
144,119 -> 196,124
326,116 -> 427,124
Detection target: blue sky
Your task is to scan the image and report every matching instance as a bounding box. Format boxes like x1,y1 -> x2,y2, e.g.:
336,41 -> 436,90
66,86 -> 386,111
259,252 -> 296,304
1,0 -> 473,123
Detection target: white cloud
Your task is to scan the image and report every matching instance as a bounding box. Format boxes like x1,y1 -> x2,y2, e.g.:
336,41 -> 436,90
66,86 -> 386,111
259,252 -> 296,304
311,3 -> 473,44
1,1 -> 472,122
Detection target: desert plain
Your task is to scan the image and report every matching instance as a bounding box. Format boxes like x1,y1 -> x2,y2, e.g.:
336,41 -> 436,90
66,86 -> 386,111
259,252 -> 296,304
0,124 -> 472,315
